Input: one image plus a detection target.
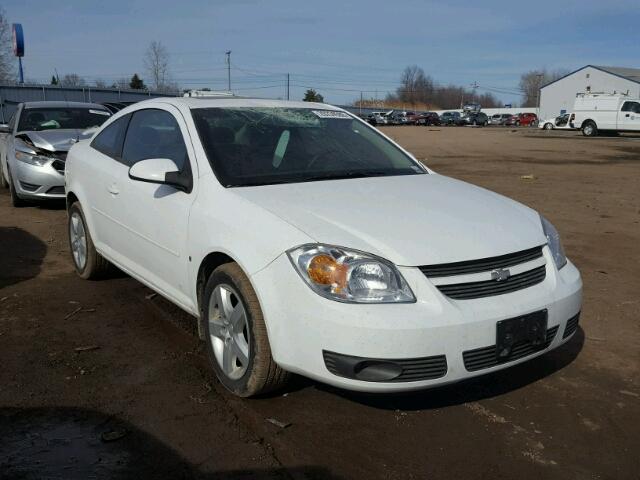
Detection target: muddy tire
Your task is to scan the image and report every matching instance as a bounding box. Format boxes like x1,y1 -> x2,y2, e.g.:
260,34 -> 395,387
68,202 -> 112,279
203,263 -> 290,397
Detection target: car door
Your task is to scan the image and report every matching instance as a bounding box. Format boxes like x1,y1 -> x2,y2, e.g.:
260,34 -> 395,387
112,106 -> 197,310
619,101 -> 640,131
84,114 -> 131,252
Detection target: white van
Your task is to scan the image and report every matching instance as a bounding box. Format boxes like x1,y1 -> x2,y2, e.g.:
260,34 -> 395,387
573,93 -> 640,136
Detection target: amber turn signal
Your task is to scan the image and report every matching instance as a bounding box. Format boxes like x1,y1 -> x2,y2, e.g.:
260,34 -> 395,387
307,254 -> 348,291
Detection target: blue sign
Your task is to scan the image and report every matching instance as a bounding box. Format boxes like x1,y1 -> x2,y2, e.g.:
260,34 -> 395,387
12,23 -> 24,57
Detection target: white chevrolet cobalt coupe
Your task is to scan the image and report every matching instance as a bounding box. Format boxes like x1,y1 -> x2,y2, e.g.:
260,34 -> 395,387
65,98 -> 582,397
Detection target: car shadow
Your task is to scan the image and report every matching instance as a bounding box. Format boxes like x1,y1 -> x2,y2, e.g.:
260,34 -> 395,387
0,227 -> 47,289
0,406 -> 345,480
313,327 -> 585,411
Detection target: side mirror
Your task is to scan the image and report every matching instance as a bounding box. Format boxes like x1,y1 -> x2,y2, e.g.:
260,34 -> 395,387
128,158 -> 192,193
0,124 -> 10,134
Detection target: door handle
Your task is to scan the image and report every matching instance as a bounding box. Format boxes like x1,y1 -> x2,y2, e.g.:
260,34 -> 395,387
108,184 -> 119,195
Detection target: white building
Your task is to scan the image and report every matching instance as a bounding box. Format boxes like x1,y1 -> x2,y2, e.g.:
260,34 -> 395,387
540,65 -> 640,120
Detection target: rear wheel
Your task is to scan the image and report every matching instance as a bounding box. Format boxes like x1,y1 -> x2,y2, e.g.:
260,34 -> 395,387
582,121 -> 598,137
68,202 -> 112,279
203,263 -> 290,397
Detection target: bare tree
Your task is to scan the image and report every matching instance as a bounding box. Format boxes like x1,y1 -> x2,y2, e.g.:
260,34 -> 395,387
0,7 -> 16,83
383,65 -> 501,110
60,73 -> 86,87
144,40 -> 171,91
94,78 -> 108,88
519,68 -> 569,107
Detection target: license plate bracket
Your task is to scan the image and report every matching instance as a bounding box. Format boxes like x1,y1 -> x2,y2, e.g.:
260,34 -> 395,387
496,310 -> 548,359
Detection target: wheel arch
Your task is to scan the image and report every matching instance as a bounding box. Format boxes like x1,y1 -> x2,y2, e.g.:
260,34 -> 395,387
196,251 -> 237,339
581,118 -> 596,129
66,191 -> 79,211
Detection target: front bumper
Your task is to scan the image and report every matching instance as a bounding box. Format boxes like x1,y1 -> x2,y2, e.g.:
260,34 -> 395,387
11,158 -> 65,199
251,246 -> 582,392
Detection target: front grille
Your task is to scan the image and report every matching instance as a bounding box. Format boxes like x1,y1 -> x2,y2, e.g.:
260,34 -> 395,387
563,312 -> 580,339
419,245 -> 544,277
323,351 -> 448,382
19,181 -> 39,192
463,326 -> 559,372
435,265 -> 546,300
52,159 -> 66,174
46,186 -> 65,195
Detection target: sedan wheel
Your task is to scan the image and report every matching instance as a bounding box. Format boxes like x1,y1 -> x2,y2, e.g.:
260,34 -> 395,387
203,263 -> 290,397
69,211 -> 88,272
208,284 -> 251,380
544,123 -> 553,130
67,202 -> 112,279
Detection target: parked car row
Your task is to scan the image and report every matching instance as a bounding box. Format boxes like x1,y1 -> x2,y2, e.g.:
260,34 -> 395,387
366,110 -> 539,128
0,97 -> 582,400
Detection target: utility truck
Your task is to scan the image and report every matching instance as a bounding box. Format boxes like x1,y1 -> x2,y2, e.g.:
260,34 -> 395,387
573,93 -> 640,136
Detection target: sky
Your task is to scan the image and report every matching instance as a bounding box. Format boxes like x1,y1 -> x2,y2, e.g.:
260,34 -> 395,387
4,0 -> 640,106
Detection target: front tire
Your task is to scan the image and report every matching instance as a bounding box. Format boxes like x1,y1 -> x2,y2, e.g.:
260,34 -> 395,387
7,167 -> 27,207
0,160 -> 8,189
544,123 -> 553,130
203,263 -> 289,397
68,202 -> 112,279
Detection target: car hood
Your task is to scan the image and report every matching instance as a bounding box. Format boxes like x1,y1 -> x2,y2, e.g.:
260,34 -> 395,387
232,174 -> 547,266
17,129 -> 94,153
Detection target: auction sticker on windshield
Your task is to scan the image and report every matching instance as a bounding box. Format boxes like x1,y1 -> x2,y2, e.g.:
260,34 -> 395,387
312,110 -> 352,119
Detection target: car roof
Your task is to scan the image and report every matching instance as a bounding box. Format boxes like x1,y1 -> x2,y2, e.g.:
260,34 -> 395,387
133,97 -> 341,111
23,101 -> 109,110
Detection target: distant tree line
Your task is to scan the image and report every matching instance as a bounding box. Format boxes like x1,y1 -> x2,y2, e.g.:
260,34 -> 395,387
354,65 -> 501,110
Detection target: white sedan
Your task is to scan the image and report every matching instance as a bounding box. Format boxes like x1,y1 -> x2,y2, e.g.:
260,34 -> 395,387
65,97 -> 582,397
539,113 -> 575,130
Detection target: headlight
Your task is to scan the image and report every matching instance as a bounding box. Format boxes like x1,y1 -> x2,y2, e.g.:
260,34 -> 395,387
540,215 -> 567,269
287,244 -> 415,303
15,150 -> 51,167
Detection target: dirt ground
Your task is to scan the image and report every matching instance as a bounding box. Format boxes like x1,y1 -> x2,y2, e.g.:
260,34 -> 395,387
1,127 -> 639,479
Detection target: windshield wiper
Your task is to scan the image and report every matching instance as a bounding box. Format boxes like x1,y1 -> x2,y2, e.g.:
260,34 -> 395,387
296,170 -> 394,183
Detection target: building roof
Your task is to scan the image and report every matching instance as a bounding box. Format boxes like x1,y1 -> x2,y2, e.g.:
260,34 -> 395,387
593,66 -> 640,83
541,65 -> 640,89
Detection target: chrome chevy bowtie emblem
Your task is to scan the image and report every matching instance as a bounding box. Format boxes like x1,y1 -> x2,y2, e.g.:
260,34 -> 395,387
491,268 -> 511,282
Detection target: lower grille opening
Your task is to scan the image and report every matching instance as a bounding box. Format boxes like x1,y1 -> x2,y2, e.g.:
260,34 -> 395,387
463,326 -> 559,372
19,181 -> 40,192
46,186 -> 65,195
323,350 -> 447,382
563,312 -> 580,339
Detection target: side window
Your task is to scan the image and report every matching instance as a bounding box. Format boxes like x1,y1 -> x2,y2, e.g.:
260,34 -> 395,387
121,109 -> 187,169
90,115 -> 131,159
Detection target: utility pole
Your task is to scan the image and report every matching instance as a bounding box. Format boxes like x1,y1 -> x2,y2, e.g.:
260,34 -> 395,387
286,73 -> 290,100
225,50 -> 231,91
360,91 -> 363,116
536,73 -> 544,114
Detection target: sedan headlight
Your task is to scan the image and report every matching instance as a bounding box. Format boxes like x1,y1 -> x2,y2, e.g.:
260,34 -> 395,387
540,215 -> 567,269
15,150 -> 51,167
287,244 -> 415,303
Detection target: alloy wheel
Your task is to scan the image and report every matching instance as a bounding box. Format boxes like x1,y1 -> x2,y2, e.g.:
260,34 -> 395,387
69,212 -> 88,270
208,284 -> 250,380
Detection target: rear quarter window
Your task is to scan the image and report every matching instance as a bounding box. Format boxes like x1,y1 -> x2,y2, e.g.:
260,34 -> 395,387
90,114 -> 131,160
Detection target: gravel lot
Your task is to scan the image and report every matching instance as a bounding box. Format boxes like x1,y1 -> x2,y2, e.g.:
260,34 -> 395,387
1,126 -> 638,479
